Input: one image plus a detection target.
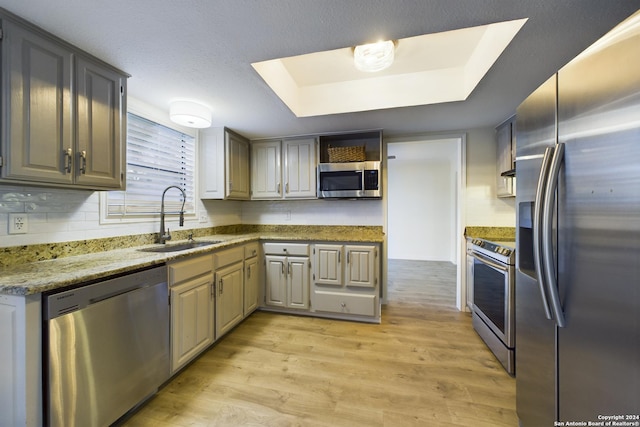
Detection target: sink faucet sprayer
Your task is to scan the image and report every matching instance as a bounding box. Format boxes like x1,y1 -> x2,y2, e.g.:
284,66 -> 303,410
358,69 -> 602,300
158,185 -> 186,244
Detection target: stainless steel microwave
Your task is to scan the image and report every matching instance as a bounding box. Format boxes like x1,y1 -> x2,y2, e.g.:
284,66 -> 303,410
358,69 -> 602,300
317,161 -> 381,199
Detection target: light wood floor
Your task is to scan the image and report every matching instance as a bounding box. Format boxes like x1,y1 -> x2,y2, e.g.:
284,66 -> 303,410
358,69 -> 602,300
120,260 -> 518,427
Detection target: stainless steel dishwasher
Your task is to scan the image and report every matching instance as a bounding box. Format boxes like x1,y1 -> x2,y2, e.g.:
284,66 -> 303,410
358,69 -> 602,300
44,266 -> 170,427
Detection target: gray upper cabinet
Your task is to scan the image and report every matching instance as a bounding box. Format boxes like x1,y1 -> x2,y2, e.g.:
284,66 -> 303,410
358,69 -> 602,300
251,140 -> 281,199
251,137 -> 316,200
75,56 -> 127,189
0,13 -> 128,190
496,116 -> 516,198
226,131 -> 250,199
283,138 -> 316,199
199,127 -> 250,200
2,19 -> 74,185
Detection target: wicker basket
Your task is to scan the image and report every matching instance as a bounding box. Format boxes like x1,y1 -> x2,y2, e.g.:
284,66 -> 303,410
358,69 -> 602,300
327,145 -> 366,163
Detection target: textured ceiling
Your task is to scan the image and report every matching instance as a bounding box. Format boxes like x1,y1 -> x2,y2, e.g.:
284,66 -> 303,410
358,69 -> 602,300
0,0 -> 638,139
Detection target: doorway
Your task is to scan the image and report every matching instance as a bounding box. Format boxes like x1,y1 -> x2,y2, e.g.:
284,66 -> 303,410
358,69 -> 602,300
383,134 -> 466,310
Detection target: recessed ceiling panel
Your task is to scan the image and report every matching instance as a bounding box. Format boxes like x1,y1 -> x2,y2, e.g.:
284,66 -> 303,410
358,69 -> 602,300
252,18 -> 528,117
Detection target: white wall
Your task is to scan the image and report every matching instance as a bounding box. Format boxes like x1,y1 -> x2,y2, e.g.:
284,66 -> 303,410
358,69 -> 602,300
387,138 -> 459,261
465,127 -> 516,226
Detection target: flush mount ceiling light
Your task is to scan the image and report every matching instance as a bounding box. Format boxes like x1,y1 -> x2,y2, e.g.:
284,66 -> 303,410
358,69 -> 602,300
169,100 -> 212,128
353,40 -> 395,72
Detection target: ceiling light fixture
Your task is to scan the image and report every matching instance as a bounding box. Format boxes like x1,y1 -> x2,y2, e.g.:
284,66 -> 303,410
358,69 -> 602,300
169,100 -> 212,128
353,40 -> 395,72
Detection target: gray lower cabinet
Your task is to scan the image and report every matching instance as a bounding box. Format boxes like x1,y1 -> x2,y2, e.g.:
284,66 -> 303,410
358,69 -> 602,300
311,243 -> 380,320
0,293 -> 42,427
168,243 -> 260,374
0,14 -> 127,190
243,243 -> 260,315
466,240 -> 475,312
213,246 -> 245,337
264,243 -> 310,309
168,254 -> 215,374
261,241 -> 381,322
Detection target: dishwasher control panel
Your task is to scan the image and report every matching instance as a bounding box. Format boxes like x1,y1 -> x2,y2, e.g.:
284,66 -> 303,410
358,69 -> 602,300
45,266 -> 167,319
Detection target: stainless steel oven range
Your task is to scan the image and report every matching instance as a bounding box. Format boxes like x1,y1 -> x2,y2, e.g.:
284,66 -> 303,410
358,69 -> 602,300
467,238 -> 516,375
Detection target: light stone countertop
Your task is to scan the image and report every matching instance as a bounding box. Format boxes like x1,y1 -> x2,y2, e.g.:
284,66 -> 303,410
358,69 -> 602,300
0,229 -> 384,296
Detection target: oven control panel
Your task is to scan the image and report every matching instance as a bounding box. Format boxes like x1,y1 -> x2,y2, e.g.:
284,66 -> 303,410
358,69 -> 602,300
469,238 -> 515,263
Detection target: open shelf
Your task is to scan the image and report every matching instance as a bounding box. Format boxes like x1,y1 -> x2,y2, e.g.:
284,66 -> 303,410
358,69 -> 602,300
318,130 -> 382,163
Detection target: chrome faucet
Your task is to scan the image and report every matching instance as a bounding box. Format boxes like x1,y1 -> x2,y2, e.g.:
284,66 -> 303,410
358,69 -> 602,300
158,185 -> 186,244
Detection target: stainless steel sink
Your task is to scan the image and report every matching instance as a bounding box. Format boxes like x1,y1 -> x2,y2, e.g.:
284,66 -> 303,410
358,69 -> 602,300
138,240 -> 222,253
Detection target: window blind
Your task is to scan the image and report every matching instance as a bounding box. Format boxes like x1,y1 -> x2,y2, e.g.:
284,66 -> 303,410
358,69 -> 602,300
106,113 -> 196,217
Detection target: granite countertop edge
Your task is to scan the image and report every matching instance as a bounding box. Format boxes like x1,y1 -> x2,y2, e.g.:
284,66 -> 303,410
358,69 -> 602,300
0,231 -> 385,296
464,226 -> 516,241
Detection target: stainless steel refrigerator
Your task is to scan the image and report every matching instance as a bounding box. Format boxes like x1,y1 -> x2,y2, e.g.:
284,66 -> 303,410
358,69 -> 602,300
515,10 -> 640,426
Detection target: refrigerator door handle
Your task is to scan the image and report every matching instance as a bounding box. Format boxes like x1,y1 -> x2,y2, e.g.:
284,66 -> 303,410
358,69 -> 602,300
542,142 -> 566,327
534,146 -> 555,320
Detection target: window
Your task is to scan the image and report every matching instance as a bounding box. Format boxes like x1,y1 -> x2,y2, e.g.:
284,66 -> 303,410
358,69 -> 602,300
104,112 -> 196,220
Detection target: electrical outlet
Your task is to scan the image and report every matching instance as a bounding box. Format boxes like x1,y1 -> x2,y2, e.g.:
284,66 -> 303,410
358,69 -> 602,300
199,213 -> 208,223
8,213 -> 28,234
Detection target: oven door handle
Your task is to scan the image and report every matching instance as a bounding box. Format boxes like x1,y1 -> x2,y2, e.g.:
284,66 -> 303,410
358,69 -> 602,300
469,250 -> 509,273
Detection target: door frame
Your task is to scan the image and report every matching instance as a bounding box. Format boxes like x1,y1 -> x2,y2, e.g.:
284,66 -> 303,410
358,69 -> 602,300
382,133 -> 467,311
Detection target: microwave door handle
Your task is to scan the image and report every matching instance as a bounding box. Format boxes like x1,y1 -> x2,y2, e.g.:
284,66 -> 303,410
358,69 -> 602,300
542,142 -> 566,328
533,146 -> 555,320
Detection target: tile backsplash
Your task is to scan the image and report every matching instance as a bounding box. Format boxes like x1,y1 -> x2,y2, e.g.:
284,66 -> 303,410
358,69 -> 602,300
0,184 -> 383,249
0,184 -> 240,248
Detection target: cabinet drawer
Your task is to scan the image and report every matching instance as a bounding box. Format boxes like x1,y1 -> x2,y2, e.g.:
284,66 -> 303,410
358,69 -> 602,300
244,242 -> 259,259
168,254 -> 213,285
263,242 -> 309,256
213,246 -> 244,269
312,290 -> 377,317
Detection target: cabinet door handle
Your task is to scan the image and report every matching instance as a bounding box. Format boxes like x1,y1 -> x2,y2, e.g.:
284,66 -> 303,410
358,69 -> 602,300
281,262 -> 285,275
247,266 -> 251,279
285,182 -> 289,194
277,183 -> 281,194
288,262 -> 292,275
219,278 -> 223,295
64,148 -> 73,173
211,282 -> 215,299
338,252 -> 341,263
79,150 -> 87,174
347,252 -> 350,264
